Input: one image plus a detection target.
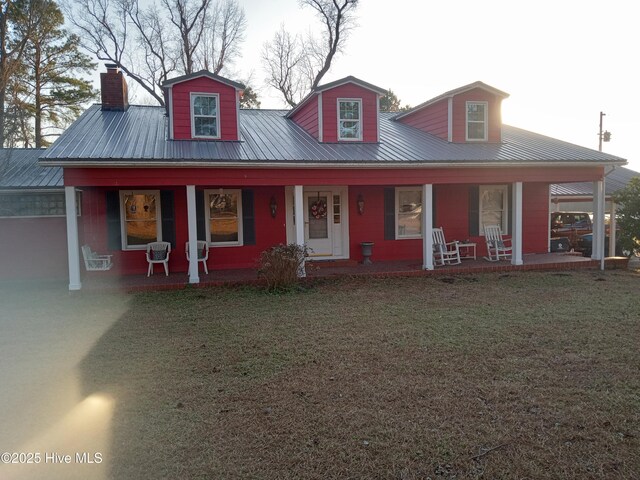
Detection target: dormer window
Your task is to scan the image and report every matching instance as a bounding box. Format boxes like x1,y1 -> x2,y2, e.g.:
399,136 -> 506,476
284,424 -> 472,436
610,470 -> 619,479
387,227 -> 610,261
191,93 -> 220,139
338,99 -> 362,141
466,101 -> 487,141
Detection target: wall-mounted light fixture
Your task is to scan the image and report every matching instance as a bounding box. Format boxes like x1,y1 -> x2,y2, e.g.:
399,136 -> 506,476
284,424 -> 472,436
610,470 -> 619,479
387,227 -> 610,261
270,196 -> 277,218
357,194 -> 365,215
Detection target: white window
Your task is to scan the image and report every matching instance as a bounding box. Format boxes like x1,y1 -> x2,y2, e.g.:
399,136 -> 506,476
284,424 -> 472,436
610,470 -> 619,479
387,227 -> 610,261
480,185 -> 508,234
338,99 -> 362,141
191,93 -> 220,139
396,187 -> 422,239
120,190 -> 161,249
205,189 -> 242,246
466,101 -> 488,141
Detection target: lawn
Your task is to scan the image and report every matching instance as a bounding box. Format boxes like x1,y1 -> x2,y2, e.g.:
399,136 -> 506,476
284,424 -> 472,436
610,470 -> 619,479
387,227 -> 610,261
5,270 -> 640,479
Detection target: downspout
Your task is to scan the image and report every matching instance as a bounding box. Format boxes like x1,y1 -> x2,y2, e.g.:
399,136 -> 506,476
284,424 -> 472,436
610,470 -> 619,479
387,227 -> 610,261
600,166 -> 617,271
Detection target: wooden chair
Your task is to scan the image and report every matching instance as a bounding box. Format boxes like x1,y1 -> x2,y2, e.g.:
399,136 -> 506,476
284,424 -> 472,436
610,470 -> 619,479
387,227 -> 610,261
81,245 -> 113,271
483,225 -> 512,261
185,240 -> 209,274
432,227 -> 461,266
146,241 -> 171,276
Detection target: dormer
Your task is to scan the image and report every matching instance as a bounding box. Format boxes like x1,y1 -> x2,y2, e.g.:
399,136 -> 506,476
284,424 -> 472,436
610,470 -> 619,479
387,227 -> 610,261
162,71 -> 245,141
394,81 -> 509,143
287,76 -> 386,143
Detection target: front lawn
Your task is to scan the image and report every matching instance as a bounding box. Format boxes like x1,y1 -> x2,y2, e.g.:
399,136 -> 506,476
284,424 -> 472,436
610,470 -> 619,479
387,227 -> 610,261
17,271 -> 640,478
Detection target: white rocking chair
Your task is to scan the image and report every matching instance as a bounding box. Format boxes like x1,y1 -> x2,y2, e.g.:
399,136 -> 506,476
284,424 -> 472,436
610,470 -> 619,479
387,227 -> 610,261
81,245 -> 113,271
483,225 -> 512,261
432,227 -> 461,266
146,241 -> 171,276
185,240 -> 209,274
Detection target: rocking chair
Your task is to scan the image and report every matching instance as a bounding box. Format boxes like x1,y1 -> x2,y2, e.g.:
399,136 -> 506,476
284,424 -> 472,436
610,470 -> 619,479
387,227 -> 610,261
483,225 -> 512,261
432,227 -> 461,266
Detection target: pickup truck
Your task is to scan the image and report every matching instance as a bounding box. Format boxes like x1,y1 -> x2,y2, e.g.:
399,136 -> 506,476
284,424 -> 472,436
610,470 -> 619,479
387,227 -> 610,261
550,212 -> 592,250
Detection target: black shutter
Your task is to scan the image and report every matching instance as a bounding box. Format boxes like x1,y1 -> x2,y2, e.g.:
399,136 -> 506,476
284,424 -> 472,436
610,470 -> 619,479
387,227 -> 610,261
105,190 -> 121,250
384,187 -> 395,240
196,190 -> 206,241
160,190 -> 176,247
468,185 -> 479,236
242,189 -> 255,245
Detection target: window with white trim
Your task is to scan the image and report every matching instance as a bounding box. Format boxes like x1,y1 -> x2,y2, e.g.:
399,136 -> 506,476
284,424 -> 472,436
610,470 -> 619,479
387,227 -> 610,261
338,99 -> 362,141
120,190 -> 161,249
205,189 -> 242,246
396,187 -> 422,239
191,93 -> 219,139
479,185 -> 508,234
466,101 -> 487,141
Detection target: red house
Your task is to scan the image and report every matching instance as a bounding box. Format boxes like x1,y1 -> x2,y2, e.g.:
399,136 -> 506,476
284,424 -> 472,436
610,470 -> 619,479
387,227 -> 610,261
39,66 -> 626,290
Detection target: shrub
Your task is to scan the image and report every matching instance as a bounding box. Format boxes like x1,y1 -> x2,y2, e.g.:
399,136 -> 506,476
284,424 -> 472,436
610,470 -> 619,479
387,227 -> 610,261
258,243 -> 309,291
613,177 -> 640,256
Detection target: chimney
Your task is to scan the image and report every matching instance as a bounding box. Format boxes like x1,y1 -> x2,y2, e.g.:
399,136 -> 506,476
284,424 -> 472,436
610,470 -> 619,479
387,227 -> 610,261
100,64 -> 129,111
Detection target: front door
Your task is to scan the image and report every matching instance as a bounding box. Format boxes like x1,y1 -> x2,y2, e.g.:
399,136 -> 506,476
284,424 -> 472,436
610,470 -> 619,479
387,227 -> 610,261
304,191 -> 333,256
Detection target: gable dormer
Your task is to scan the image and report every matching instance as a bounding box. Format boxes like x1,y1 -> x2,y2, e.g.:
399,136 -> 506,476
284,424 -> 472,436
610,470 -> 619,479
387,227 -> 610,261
287,76 -> 386,143
162,71 -> 245,141
394,81 -> 509,143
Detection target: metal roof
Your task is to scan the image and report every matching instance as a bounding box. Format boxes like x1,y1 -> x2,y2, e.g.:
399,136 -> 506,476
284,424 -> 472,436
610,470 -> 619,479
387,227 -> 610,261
551,166 -> 639,197
0,148 -> 62,189
40,105 -> 627,166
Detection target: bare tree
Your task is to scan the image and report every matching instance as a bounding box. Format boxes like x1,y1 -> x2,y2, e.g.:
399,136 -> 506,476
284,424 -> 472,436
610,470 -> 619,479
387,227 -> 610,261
262,0 -> 358,107
65,0 -> 246,106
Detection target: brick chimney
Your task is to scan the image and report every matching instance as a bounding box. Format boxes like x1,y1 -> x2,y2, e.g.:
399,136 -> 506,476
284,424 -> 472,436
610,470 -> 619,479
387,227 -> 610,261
100,64 -> 129,111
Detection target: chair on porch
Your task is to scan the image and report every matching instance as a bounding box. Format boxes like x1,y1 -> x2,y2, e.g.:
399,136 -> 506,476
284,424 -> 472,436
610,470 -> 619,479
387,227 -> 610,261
185,240 -> 209,274
146,241 -> 171,276
81,245 -> 113,271
432,227 -> 461,266
483,225 -> 512,261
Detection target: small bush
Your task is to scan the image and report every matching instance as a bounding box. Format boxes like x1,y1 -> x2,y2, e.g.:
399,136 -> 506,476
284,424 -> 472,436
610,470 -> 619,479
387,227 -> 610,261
258,243 -> 309,292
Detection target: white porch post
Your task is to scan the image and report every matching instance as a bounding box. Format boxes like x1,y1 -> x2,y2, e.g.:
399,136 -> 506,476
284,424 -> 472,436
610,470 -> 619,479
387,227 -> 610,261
186,185 -> 199,284
609,201 -> 617,257
422,184 -> 434,270
65,186 -> 81,290
294,185 -> 306,277
511,181 -> 523,265
592,180 -> 605,261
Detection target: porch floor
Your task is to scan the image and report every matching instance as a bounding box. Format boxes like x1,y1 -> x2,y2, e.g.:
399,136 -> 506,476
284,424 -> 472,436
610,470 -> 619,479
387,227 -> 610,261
81,253 -> 629,292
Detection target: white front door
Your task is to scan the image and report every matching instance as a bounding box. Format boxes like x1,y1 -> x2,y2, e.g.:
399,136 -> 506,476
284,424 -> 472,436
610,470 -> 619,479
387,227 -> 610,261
304,191 -> 333,256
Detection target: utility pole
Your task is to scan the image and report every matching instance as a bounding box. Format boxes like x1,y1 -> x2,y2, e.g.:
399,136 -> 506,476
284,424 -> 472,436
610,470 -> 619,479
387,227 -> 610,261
598,111 -> 611,152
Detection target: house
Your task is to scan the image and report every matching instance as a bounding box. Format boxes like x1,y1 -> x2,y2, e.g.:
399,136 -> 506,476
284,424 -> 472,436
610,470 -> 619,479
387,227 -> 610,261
38,65 -> 626,290
0,148 -> 68,279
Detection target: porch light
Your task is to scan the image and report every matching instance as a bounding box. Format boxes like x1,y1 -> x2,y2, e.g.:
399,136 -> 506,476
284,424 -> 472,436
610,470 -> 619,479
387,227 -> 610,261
269,196 -> 277,218
357,194 -> 365,215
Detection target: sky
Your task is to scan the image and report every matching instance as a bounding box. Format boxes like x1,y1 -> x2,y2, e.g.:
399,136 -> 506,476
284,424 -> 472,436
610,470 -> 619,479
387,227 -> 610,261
229,0 -> 640,171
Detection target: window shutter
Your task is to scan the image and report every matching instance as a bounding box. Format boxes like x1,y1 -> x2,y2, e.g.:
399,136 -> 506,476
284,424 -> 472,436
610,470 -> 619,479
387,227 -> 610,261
384,187 -> 395,240
242,189 -> 256,245
196,190 -> 205,241
105,191 -> 121,250
468,185 -> 479,236
160,190 -> 176,247
507,184 -> 513,235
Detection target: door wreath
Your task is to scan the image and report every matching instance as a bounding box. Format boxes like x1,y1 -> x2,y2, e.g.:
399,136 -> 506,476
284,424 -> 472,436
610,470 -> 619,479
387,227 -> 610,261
310,195 -> 327,219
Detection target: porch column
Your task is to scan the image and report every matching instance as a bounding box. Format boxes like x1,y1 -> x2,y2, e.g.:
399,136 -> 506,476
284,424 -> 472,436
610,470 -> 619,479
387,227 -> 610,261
65,186 -> 81,290
592,180 -> 605,260
294,185 -> 306,278
422,184 -> 434,270
186,185 -> 199,284
609,201 -> 617,257
511,181 -> 523,265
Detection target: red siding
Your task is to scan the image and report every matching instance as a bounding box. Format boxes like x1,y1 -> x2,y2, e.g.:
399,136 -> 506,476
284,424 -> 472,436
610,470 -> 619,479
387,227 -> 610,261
451,88 -> 502,143
321,84 -> 378,143
289,95 -> 319,139
171,77 -> 239,141
65,166 -> 604,188
397,98 -> 449,139
523,183 -> 551,254
0,217 -> 68,279
80,186 -> 286,275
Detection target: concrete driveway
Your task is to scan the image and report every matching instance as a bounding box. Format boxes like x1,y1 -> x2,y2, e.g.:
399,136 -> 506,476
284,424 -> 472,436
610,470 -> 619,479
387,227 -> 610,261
0,280 -> 130,480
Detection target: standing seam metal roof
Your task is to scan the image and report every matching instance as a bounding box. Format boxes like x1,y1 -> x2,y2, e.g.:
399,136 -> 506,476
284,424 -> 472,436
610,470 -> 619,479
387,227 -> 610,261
39,105 -> 627,165
0,148 -> 62,189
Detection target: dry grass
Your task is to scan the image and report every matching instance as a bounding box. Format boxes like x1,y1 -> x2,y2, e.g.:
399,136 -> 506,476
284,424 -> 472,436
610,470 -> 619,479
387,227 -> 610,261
63,272 -> 640,477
